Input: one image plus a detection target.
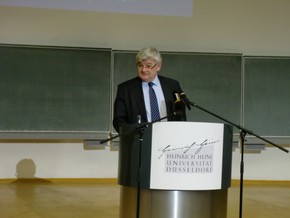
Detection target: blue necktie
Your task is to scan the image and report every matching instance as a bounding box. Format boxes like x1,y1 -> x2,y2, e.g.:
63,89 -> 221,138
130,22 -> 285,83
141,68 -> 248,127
148,82 -> 160,121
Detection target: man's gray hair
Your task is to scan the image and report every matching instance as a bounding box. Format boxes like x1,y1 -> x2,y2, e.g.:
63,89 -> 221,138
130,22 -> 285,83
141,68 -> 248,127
136,47 -> 162,64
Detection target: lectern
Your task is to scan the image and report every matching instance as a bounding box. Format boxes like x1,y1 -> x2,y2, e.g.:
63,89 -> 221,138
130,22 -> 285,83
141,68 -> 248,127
118,122 -> 233,218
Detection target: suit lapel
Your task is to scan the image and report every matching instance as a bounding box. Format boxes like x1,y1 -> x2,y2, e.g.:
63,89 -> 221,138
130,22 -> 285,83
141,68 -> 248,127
132,78 -> 147,122
159,76 -> 173,116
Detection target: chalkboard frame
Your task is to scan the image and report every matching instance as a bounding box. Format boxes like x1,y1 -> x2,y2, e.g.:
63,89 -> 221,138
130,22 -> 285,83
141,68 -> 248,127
2,45 -> 289,141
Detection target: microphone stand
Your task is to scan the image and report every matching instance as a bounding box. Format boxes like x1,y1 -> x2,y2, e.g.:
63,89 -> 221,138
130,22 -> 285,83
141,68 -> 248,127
185,100 -> 288,218
100,112 -> 180,218
134,114 -> 176,218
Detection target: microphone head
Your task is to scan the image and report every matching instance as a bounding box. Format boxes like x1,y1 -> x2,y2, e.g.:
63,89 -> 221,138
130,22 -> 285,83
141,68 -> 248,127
174,92 -> 180,101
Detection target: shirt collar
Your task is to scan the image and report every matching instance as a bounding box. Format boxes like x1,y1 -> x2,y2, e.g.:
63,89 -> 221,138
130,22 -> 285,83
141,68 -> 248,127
146,76 -> 160,87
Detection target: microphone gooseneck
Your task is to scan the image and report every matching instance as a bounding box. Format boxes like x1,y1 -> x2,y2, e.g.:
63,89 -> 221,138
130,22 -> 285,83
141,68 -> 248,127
180,92 -> 191,110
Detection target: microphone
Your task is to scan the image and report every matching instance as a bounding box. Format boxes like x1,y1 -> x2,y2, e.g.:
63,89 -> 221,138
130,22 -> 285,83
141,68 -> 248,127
173,92 -> 184,114
180,92 -> 191,110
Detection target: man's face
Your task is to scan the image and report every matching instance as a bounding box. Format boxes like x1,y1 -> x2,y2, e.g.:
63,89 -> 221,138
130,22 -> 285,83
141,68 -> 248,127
137,58 -> 161,82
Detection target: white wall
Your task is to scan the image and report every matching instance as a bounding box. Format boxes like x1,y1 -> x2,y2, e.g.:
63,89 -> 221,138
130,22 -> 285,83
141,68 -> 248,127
1,0 -> 290,55
0,142 -> 118,178
1,0 -> 290,180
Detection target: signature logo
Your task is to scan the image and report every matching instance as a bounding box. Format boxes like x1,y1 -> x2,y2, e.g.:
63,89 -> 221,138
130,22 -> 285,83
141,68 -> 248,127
157,139 -> 219,159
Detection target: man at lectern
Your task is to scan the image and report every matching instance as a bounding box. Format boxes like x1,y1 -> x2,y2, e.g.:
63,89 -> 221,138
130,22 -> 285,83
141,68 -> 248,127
113,47 -> 186,133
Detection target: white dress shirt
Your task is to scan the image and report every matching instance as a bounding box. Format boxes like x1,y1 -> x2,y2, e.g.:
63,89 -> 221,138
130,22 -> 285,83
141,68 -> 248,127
142,76 -> 167,122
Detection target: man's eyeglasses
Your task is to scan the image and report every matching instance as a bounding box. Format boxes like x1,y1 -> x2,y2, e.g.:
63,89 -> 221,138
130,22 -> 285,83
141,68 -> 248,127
137,63 -> 157,70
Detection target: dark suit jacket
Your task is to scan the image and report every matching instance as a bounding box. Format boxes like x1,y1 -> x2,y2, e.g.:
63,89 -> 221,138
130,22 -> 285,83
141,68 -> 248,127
113,75 -> 186,132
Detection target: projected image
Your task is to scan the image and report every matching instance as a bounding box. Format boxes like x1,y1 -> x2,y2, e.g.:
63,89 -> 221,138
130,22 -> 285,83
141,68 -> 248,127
0,0 -> 193,17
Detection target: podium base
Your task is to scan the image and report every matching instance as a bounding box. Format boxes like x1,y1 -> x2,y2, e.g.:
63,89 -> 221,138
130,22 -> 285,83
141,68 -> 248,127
119,186 -> 228,218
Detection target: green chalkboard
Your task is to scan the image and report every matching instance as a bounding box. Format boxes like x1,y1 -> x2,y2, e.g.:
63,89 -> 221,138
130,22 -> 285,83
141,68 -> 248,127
244,57 -> 290,136
113,51 -> 242,133
0,45 -> 111,137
